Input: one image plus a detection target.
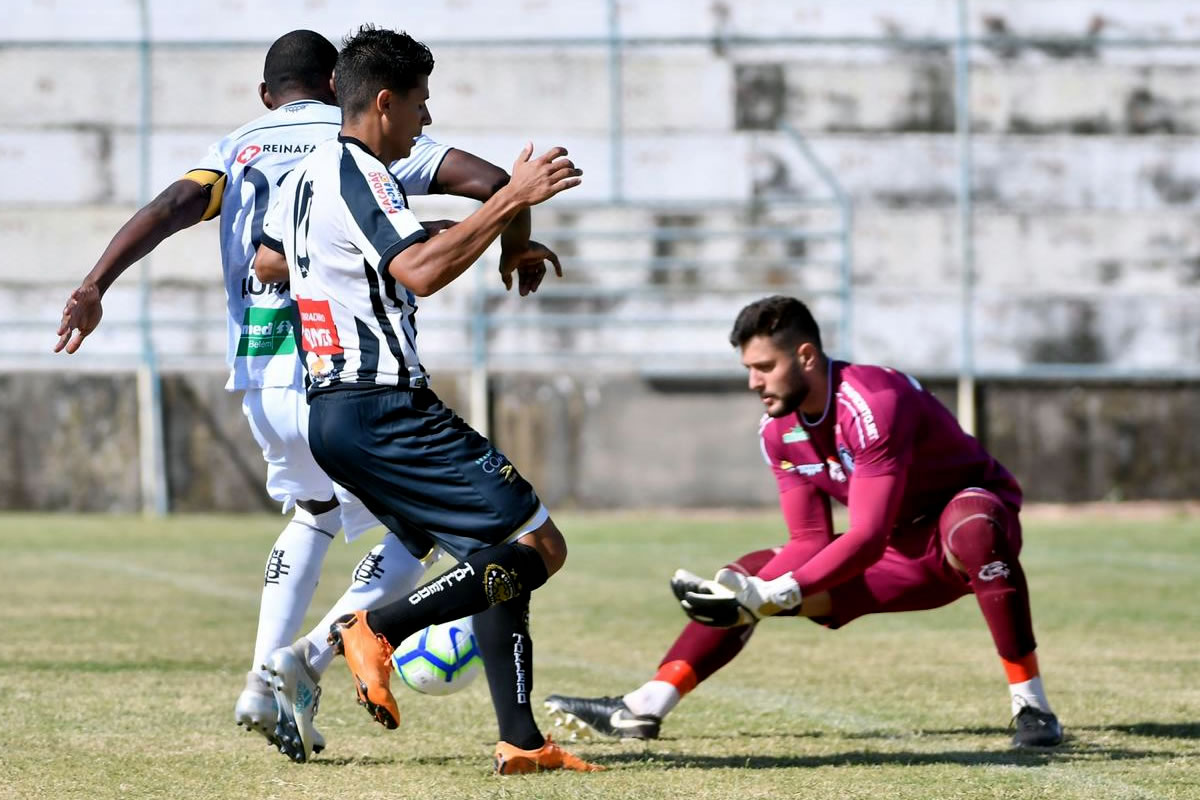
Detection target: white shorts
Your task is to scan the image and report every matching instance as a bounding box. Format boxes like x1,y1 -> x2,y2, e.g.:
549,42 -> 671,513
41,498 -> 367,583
241,385 -> 382,542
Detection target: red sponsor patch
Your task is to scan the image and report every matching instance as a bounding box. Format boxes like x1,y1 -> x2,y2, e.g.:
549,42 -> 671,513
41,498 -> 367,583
296,298 -> 343,355
236,144 -> 262,164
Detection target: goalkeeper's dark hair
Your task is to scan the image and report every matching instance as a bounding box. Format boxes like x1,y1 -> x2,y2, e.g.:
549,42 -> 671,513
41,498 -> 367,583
262,30 -> 338,96
729,295 -> 823,351
336,25 -> 434,118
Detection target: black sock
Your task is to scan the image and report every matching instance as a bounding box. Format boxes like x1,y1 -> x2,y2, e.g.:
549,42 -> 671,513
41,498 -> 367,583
365,541 -> 550,646
474,593 -> 544,750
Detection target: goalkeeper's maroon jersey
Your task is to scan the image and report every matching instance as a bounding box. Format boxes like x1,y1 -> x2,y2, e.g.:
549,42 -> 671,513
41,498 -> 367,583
758,361 -> 1021,594
760,361 -> 1020,516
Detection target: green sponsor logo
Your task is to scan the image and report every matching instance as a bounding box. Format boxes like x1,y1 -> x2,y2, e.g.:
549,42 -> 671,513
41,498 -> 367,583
236,307 -> 296,357
782,425 -> 809,444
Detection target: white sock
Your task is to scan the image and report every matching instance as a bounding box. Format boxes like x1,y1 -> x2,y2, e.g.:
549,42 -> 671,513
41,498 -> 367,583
1009,675 -> 1052,717
249,506 -> 337,678
623,680 -> 682,719
303,534 -> 426,676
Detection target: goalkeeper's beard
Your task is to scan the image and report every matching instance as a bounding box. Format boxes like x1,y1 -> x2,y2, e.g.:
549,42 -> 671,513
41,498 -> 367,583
765,373 -> 811,418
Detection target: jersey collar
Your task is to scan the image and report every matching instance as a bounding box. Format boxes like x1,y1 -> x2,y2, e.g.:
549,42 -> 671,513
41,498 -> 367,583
800,359 -> 839,428
338,133 -> 384,162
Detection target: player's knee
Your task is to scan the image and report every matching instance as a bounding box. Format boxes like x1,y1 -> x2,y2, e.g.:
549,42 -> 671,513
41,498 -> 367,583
940,490 -> 1010,572
518,518 -> 568,576
728,547 -> 782,576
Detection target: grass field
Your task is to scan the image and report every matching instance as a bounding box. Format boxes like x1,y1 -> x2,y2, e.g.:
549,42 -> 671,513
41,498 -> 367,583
1,510 -> 1197,799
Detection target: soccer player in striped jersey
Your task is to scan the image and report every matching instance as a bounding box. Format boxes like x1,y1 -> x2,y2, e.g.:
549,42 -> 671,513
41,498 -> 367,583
254,26 -> 599,775
545,296 -> 1063,749
54,29 -> 560,762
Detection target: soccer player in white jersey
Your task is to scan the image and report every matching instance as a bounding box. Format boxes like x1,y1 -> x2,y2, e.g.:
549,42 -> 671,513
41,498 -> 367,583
253,26 -> 599,775
54,30 -> 562,761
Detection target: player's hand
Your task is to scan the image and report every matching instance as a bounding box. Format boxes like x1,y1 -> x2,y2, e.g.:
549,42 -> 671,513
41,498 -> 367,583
680,568 -> 802,628
507,143 -> 582,208
498,240 -> 562,296
671,568 -> 726,624
54,283 -> 104,354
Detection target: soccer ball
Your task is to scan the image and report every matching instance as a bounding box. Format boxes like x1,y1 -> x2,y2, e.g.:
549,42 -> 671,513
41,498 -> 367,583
391,616 -> 483,696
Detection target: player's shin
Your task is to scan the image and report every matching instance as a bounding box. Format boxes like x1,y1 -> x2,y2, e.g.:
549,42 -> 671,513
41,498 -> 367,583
363,541 -> 550,648
475,593 -> 544,750
942,494 -> 1052,718
250,506 -> 337,675
302,535 -> 427,676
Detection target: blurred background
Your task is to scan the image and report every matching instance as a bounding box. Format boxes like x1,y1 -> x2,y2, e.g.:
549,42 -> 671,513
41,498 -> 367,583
2,0 -> 1197,513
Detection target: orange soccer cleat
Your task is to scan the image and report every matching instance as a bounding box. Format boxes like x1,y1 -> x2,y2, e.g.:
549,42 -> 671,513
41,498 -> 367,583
327,610 -> 400,729
493,736 -> 606,775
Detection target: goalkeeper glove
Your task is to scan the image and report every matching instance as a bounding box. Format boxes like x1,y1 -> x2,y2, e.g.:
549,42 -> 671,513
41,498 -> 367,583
679,568 -> 802,628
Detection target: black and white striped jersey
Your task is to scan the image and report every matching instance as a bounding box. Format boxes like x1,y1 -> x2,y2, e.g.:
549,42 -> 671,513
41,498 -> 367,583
188,101 -> 448,391
262,135 -> 431,393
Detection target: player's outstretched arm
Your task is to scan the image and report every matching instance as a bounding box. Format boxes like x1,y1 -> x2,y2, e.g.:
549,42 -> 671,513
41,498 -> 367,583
386,143 -> 581,297
54,179 -> 212,354
428,147 -> 565,296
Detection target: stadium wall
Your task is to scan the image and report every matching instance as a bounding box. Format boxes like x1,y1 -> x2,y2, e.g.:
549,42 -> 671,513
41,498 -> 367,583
3,372 -> 1195,511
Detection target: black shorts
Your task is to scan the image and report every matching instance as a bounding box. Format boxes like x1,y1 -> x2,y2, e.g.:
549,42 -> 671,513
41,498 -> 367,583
307,386 -> 542,561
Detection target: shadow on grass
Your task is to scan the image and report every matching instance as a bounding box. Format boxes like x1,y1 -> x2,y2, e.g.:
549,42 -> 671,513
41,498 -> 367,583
594,744 -> 1164,771
1072,722 -> 1200,740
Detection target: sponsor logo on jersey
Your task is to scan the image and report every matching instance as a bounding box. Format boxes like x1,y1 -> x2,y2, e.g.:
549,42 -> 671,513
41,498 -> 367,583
237,142 -> 318,164
241,276 -> 288,299
296,298 -> 343,355
236,307 -> 297,357
236,144 -> 262,164
839,381 -> 880,442
837,444 -> 856,475
794,462 -> 826,476
782,425 -> 809,443
367,170 -> 406,214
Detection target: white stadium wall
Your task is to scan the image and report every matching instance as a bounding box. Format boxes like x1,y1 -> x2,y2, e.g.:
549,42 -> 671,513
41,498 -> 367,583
2,0 -> 1198,508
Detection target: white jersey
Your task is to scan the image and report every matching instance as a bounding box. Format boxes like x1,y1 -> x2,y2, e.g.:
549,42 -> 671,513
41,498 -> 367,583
261,136 -> 430,393
189,100 -> 449,391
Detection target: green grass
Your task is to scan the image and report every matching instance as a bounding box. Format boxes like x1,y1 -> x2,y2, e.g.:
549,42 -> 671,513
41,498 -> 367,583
1,510 -> 1198,799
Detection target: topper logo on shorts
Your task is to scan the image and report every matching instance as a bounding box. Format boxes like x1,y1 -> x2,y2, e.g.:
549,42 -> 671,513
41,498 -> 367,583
483,564 -> 519,605
978,561 -> 1010,581
408,562 -> 476,605
475,449 -> 518,482
367,170 -> 405,214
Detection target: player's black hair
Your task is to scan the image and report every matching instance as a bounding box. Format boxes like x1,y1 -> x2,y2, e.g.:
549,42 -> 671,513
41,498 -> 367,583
729,295 -> 824,351
336,25 -> 434,118
262,30 -> 338,95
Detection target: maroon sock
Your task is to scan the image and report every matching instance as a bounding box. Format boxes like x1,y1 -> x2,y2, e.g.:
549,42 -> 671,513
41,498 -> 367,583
940,491 -> 1036,661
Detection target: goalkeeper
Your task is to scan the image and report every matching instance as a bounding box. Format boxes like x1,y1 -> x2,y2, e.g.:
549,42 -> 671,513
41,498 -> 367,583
546,295 -> 1063,749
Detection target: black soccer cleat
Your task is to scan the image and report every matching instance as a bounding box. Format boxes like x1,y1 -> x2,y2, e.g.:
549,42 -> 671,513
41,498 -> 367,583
544,694 -> 661,741
1011,706 -> 1063,748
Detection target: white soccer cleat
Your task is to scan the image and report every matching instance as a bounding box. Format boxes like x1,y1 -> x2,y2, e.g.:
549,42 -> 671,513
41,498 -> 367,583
235,671 -> 280,746
264,640 -> 326,763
